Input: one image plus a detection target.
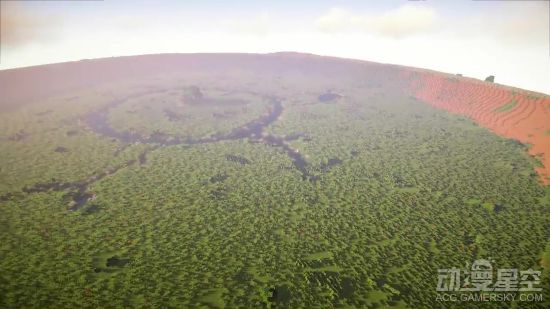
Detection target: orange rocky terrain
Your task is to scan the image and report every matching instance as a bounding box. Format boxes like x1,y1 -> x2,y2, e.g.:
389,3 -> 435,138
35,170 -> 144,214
402,70 -> 550,184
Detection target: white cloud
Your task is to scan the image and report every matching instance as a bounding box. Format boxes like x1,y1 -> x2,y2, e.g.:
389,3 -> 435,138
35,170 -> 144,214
1,2 -> 548,94
219,12 -> 271,37
447,2 -> 548,48
316,5 -> 437,38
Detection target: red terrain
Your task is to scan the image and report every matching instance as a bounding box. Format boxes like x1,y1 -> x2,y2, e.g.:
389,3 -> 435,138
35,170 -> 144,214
402,69 -> 550,184
0,53 -> 548,183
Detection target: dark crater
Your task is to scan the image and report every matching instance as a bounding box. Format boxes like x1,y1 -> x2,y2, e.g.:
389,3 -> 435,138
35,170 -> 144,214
66,130 -> 79,136
106,256 -> 130,267
225,154 -> 251,165
209,173 -> 229,184
318,92 -> 342,102
54,146 -> 69,153
8,130 -> 29,141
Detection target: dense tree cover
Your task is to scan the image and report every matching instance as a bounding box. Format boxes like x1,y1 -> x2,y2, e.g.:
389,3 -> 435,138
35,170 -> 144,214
0,86 -> 152,194
107,89 -> 270,140
0,69 -> 548,308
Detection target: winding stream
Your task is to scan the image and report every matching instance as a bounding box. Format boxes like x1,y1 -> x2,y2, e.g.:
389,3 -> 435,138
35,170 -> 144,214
85,89 -> 311,178
0,87 -> 313,207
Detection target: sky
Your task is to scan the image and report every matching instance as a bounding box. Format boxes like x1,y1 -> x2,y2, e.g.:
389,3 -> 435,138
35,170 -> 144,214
1,0 -> 549,94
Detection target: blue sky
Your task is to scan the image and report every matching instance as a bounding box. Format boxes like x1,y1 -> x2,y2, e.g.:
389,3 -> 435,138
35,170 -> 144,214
2,0 -> 549,93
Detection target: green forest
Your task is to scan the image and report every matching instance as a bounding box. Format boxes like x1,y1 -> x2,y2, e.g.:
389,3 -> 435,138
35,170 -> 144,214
0,69 -> 548,308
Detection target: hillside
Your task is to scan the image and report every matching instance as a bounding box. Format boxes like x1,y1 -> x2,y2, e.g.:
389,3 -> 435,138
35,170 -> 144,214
402,69 -> 550,184
0,53 -> 548,308
1,53 -> 548,183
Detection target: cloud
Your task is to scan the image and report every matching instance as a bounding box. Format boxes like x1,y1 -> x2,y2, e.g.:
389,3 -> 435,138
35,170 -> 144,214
451,2 -> 548,48
1,3 -> 61,48
219,12 -> 271,37
316,5 -> 437,38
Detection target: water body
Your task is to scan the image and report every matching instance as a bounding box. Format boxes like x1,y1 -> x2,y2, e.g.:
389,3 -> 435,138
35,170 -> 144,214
0,88 -> 314,205
86,89 -> 185,146
262,134 -> 311,180
11,146 -> 151,210
320,158 -> 343,172
20,156 -> 138,211
318,92 -> 342,102
67,191 -> 95,211
85,90 -> 312,179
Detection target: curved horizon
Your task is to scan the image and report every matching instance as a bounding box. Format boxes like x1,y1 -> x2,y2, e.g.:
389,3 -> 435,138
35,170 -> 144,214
1,0 -> 549,93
